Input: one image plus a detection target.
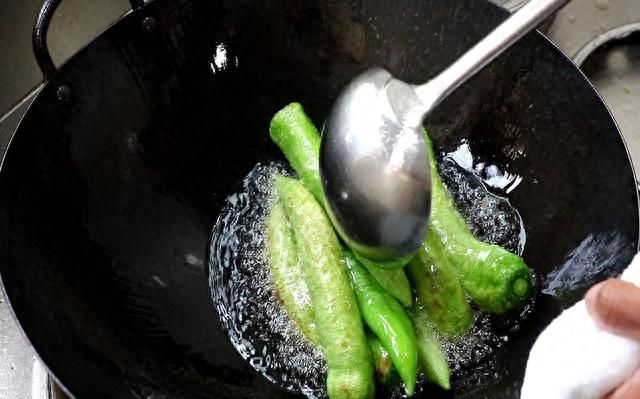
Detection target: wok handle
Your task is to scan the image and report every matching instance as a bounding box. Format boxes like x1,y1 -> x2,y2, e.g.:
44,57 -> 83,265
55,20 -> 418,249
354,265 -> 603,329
32,0 -> 146,79
32,0 -> 62,79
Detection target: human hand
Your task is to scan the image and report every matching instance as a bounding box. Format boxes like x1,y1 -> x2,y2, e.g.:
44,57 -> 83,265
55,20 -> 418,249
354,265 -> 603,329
586,279 -> 640,399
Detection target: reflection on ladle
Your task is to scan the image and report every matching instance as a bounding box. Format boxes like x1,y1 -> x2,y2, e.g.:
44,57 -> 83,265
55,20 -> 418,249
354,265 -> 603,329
320,0 -> 571,263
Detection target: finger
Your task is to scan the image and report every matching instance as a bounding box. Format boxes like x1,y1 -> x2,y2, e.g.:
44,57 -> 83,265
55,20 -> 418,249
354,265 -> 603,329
585,279 -> 640,341
605,366 -> 640,399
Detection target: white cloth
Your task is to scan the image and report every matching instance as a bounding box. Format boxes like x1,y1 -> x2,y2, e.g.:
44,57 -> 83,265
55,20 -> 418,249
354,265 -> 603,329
521,253 -> 640,399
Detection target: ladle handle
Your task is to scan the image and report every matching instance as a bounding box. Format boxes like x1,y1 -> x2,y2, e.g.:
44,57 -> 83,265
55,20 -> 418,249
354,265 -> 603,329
414,0 -> 570,112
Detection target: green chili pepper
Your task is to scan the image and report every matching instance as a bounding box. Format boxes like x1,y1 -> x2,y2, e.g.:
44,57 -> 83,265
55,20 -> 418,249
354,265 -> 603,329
268,197 -> 408,383
276,176 -> 375,399
270,103 -> 531,312
267,199 -> 319,344
408,307 -> 451,390
368,334 -> 400,386
359,258 -> 412,307
344,251 -> 418,396
408,232 -> 474,337
424,132 -> 532,313
270,103 -> 408,270
270,103 -> 323,203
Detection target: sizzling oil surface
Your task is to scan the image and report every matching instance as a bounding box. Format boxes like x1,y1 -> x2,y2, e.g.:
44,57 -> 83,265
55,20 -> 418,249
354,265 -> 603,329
208,163 -> 326,397
438,146 -> 532,383
208,146 -> 530,397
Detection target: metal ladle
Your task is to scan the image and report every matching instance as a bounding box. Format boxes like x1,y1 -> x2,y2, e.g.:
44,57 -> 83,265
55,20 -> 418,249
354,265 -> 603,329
320,0 -> 570,264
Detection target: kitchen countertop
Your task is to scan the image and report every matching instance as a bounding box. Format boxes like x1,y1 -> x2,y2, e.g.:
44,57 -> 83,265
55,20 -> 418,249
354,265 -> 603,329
0,289 -> 49,399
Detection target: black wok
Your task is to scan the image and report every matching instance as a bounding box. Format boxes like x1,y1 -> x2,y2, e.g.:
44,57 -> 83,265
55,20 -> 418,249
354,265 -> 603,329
0,0 -> 637,398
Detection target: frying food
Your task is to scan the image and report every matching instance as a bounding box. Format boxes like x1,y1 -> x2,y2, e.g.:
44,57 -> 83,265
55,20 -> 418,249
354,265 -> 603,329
215,102 -> 534,398
276,176 -> 375,399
